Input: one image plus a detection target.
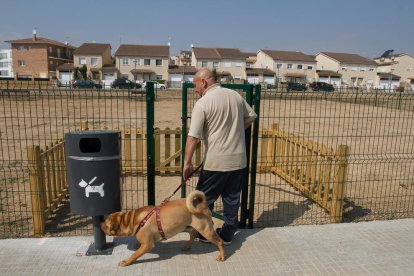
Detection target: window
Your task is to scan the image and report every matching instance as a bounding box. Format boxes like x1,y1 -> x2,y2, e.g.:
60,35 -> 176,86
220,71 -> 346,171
235,62 -> 243,67
307,65 -> 313,70
287,64 -> 293,69
0,53 -> 7,59
213,61 -> 219,68
134,58 -> 140,65
18,46 -> 25,51
122,58 -> 129,65
201,61 -> 208,68
91,58 -> 98,66
297,64 -> 303,70
156,59 -> 162,66
0,62 -> 8,67
156,75 -> 162,80
276,63 -> 283,69
360,67 -> 366,72
342,67 -> 347,71
18,60 -> 26,66
144,59 -> 150,66
351,67 -> 357,71
407,67 -> 412,72
79,57 -> 86,65
49,46 -> 53,54
234,75 -> 241,80
50,60 -> 53,65
223,61 -> 231,67
0,70 -> 8,76
369,68 -> 375,72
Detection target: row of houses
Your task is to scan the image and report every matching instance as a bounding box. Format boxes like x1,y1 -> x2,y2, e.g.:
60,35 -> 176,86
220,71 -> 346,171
2,30 -> 414,89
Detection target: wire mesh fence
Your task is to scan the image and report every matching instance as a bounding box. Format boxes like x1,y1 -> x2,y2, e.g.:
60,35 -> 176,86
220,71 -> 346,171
0,81 -> 148,237
255,87 -> 414,227
1,81 -> 414,237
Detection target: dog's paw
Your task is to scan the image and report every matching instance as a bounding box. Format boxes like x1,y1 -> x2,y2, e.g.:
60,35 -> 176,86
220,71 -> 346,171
216,255 -> 225,262
118,259 -> 131,267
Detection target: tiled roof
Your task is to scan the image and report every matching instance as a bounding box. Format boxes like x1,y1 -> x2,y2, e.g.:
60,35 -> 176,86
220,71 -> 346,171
316,70 -> 342,77
74,43 -> 111,55
246,68 -> 275,76
56,63 -> 74,71
115,44 -> 169,57
320,52 -> 377,66
261,50 -> 315,62
5,36 -> 76,49
377,73 -> 400,80
168,66 -> 197,74
192,47 -> 245,60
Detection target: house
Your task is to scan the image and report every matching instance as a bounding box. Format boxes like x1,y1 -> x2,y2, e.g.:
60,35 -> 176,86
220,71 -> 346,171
5,29 -> 76,80
73,43 -> 116,86
168,65 -> 198,88
255,50 -> 316,84
316,52 -> 377,87
115,44 -> 169,82
191,47 -> 246,82
0,49 -> 13,78
244,52 -> 257,69
374,52 -> 414,89
178,50 -> 192,66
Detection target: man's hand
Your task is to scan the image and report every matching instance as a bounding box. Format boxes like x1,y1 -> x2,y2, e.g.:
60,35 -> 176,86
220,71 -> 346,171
183,136 -> 199,181
183,162 -> 194,181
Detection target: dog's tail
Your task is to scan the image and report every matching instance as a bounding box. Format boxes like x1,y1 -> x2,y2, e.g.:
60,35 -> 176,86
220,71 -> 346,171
186,190 -> 211,216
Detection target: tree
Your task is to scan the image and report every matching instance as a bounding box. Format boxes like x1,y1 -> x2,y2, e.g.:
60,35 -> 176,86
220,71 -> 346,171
72,67 -> 82,80
80,65 -> 87,80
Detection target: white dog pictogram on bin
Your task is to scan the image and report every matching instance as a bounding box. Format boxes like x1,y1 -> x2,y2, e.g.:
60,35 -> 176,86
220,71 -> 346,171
78,176 -> 105,198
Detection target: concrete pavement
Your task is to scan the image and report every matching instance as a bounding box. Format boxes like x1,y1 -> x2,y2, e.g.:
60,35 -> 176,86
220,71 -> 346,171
0,219 -> 413,275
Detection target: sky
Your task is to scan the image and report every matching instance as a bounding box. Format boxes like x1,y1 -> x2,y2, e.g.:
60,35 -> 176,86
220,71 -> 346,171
1,0 -> 413,58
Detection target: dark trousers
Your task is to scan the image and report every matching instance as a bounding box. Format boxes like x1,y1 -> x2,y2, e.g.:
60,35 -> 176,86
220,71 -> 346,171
196,168 -> 246,241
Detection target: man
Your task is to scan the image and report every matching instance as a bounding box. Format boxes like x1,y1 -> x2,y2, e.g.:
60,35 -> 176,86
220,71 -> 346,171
183,68 -> 257,244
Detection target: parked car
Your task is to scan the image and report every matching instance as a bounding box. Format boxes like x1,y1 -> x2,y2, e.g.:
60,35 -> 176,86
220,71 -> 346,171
287,82 -> 307,92
310,82 -> 335,92
111,78 -> 142,89
72,80 -> 102,89
142,81 -> 166,90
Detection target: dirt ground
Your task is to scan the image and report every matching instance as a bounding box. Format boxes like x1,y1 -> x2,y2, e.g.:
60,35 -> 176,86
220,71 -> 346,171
1,89 -> 414,236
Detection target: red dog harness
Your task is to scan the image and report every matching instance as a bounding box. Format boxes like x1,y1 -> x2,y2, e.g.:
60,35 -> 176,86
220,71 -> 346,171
135,199 -> 168,240
134,163 -> 203,240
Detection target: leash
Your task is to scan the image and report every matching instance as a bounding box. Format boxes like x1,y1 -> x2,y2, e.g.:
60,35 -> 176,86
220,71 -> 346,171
134,163 -> 203,237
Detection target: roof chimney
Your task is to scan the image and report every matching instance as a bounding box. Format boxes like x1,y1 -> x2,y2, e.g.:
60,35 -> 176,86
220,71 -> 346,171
32,28 -> 37,41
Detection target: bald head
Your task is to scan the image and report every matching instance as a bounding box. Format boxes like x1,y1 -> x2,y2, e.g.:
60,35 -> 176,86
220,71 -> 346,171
195,68 -> 214,81
193,68 -> 217,96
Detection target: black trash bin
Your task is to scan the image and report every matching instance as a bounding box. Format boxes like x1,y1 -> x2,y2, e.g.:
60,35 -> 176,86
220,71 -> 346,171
65,130 -> 121,254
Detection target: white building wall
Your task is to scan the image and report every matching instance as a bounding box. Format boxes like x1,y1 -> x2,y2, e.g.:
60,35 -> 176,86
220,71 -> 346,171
0,49 -> 14,78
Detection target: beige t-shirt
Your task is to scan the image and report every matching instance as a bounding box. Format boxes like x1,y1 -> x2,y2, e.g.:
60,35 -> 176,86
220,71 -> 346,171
188,84 -> 257,171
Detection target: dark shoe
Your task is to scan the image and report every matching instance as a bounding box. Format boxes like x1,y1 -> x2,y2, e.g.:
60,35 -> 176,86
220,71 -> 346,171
216,228 -> 232,246
195,233 -> 210,243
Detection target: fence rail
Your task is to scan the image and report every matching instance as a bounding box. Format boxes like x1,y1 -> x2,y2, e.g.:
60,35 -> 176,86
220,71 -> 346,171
27,140 -> 68,237
259,123 -> 349,222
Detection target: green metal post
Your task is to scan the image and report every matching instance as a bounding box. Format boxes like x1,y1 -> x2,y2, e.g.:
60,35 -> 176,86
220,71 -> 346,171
181,82 -> 191,198
248,84 -> 261,228
239,84 -> 254,228
146,82 -> 155,205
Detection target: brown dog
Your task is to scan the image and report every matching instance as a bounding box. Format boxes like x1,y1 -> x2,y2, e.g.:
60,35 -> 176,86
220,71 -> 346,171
101,190 -> 225,266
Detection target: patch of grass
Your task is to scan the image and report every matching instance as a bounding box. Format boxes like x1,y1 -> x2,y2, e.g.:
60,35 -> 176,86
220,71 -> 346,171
9,160 -> 22,167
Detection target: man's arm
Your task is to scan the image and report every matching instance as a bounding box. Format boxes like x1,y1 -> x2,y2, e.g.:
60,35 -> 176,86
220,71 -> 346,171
183,135 -> 199,180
